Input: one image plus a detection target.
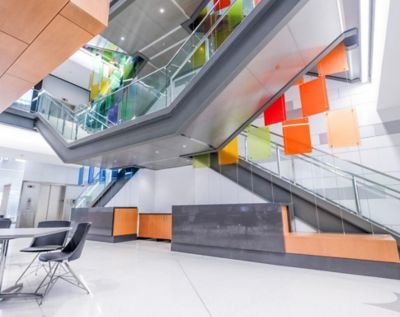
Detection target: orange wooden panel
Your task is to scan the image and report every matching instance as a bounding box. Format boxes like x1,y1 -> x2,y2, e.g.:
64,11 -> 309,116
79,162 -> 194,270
317,42 -> 349,76
282,118 -> 312,155
0,31 -> 27,76
281,207 -> 400,263
327,108 -> 360,148
8,15 -> 93,85
113,208 -> 138,236
139,214 -> 172,240
0,0 -> 69,44
218,137 -> 239,165
299,76 -> 329,116
0,73 -> 33,111
61,0 -> 109,36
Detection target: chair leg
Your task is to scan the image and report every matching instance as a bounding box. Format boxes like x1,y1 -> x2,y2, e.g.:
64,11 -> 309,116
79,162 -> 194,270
63,262 -> 90,294
14,254 -> 40,285
35,262 -> 59,295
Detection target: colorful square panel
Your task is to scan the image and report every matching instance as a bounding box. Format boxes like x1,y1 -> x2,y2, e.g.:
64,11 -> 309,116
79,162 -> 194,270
264,95 -> 286,126
193,154 -> 210,168
282,118 -> 312,155
317,43 -> 349,76
246,126 -> 271,161
214,0 -> 230,10
327,108 -> 360,148
299,76 -> 329,116
293,76 -> 304,86
218,137 -> 239,165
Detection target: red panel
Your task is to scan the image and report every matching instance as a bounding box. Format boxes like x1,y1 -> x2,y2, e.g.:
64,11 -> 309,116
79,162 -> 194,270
263,95 -> 286,126
213,0 -> 230,10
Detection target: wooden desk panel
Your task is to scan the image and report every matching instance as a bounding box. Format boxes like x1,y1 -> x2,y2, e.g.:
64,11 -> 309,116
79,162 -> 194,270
281,206 -> 400,263
139,214 -> 172,240
113,208 -> 138,237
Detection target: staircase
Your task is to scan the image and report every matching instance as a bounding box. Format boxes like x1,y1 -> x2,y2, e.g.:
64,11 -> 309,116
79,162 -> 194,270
210,128 -> 400,244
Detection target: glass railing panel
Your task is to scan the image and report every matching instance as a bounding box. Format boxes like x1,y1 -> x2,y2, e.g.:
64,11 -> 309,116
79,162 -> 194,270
355,179 -> 400,233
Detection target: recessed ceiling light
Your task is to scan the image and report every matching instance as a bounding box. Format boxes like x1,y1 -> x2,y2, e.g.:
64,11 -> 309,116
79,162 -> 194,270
120,36 -> 125,41
182,144 -> 187,148
159,8 -> 165,14
155,150 -> 160,154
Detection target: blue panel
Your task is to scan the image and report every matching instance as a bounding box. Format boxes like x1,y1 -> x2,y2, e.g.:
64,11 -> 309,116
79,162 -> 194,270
111,169 -> 119,181
78,167 -> 84,185
124,168 -> 134,180
99,168 -> 106,184
88,166 -> 95,185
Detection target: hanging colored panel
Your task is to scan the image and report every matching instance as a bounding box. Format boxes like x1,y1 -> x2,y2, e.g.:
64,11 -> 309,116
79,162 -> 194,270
317,42 -> 349,76
228,0 -> 243,29
78,167 -> 84,186
88,166 -> 95,185
111,169 -> 119,181
264,95 -> 286,126
254,0 -> 262,5
193,42 -> 206,69
218,137 -> 239,165
327,108 -> 360,148
193,154 -> 210,168
282,118 -> 312,155
299,76 -> 329,116
293,76 -> 304,86
246,126 -> 272,161
214,0 -> 230,10
99,168 -> 106,184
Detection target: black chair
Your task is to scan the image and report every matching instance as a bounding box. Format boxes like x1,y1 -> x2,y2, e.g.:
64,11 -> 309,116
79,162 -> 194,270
15,220 -> 71,285
0,218 -> 11,228
35,223 -> 91,300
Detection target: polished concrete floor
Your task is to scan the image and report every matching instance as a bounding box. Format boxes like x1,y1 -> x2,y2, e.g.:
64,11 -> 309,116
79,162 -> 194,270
0,239 -> 399,317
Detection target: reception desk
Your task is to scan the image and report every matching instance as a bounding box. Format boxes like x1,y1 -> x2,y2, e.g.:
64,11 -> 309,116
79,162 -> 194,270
172,203 -> 400,279
139,213 -> 172,240
71,207 -> 138,242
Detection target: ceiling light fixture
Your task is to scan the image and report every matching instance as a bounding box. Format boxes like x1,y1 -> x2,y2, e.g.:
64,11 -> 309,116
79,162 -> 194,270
360,0 -> 371,83
159,8 -> 165,14
120,36 -> 125,41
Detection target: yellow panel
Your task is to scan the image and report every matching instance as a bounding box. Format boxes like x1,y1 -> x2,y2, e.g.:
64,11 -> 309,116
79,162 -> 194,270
218,137 -> 239,165
99,78 -> 110,95
327,108 -> 360,148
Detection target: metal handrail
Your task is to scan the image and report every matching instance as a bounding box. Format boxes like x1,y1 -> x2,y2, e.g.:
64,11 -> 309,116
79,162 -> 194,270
269,130 -> 400,184
240,131 -> 400,197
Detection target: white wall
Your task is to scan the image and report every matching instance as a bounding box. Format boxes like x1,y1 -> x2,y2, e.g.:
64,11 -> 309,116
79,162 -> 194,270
107,165 -> 265,213
23,161 -> 81,185
42,75 -> 89,107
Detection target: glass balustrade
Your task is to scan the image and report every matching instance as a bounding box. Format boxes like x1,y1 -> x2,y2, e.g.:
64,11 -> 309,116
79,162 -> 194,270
240,130 -> 400,235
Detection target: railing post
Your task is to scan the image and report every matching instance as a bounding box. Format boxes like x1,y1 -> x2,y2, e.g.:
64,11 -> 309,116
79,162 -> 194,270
352,176 -> 362,215
276,147 -> 281,177
244,135 -> 248,161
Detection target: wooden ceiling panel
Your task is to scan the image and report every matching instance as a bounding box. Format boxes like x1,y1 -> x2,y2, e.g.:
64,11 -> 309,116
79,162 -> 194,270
61,0 -> 109,35
0,31 -> 27,76
0,73 -> 33,111
8,15 -> 93,86
0,0 -> 69,44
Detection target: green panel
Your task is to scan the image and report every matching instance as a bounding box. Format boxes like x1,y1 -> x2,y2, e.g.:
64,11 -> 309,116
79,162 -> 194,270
228,0 -> 244,29
246,126 -> 272,161
193,42 -> 206,69
193,154 -> 210,168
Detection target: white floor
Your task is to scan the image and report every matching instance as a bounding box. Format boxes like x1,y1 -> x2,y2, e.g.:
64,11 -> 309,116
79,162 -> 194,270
0,239 -> 399,317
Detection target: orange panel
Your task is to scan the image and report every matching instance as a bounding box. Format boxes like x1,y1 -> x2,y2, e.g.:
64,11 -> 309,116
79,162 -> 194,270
299,76 -> 329,116
139,214 -> 172,240
0,31 -> 27,76
327,108 -> 360,148
282,118 -> 312,155
113,208 -> 138,236
317,42 -> 349,76
218,137 -> 239,165
8,15 -> 93,85
293,76 -> 304,86
0,73 -> 33,111
281,207 -> 400,263
61,0 -> 109,35
0,0 -> 69,44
